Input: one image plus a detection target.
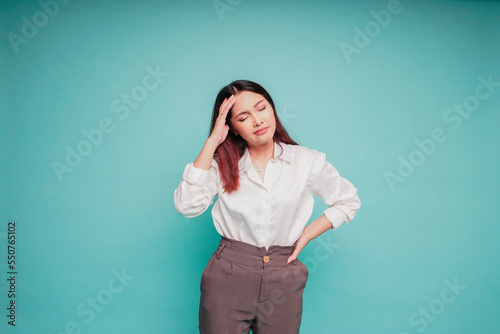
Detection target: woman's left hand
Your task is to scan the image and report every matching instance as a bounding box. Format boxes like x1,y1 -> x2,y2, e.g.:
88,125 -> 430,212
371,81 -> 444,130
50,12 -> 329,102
287,231 -> 310,264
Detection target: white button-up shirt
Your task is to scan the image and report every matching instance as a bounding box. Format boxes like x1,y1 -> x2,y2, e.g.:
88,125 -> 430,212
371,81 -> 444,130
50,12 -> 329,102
174,141 -> 361,250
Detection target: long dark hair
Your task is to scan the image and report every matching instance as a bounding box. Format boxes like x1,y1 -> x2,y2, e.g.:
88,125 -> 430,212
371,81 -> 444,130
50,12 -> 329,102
209,80 -> 298,194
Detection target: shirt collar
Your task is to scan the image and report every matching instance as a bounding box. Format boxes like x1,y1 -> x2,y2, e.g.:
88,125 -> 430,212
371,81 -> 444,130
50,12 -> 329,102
238,141 -> 293,172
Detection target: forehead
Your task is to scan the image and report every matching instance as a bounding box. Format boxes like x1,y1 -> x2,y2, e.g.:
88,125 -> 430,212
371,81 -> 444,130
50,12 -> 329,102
232,91 -> 265,111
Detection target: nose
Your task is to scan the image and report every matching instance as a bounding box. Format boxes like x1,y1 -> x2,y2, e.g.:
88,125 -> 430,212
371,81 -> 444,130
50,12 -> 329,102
253,113 -> 263,126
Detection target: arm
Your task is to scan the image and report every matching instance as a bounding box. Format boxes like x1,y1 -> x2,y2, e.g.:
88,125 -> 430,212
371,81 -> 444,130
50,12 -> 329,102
173,139 -> 219,217
303,214 -> 333,240
174,94 -> 236,217
287,152 -> 361,263
287,214 -> 332,263
193,138 -> 219,170
309,151 -> 361,230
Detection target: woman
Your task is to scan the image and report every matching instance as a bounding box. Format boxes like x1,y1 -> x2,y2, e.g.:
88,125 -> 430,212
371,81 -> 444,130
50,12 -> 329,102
174,80 -> 361,334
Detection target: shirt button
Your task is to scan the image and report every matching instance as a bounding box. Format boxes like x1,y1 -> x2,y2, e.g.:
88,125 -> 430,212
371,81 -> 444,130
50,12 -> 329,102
263,255 -> 270,263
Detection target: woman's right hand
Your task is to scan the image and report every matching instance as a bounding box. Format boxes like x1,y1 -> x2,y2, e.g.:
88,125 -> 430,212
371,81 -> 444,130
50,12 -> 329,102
208,94 -> 236,147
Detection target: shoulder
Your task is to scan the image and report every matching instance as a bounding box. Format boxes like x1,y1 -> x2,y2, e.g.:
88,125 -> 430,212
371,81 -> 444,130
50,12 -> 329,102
212,155 -> 220,167
281,142 -> 326,161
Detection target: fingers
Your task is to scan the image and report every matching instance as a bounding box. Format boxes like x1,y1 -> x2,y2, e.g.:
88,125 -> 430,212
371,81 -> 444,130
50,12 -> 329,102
287,245 -> 303,264
286,234 -> 309,263
210,96 -> 236,144
220,95 -> 235,116
219,95 -> 236,118
287,250 -> 299,264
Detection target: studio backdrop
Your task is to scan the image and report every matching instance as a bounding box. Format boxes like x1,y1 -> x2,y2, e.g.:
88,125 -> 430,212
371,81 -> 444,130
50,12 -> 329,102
1,0 -> 499,333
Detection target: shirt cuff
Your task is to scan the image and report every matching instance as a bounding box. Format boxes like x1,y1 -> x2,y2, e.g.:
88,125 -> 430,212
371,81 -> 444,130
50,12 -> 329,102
323,207 -> 348,230
182,163 -> 209,186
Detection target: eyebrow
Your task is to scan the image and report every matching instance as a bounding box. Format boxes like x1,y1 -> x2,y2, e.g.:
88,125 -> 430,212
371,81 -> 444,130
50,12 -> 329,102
234,99 -> 264,118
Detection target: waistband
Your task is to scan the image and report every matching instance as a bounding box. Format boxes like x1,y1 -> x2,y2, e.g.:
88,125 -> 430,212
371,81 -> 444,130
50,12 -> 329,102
214,236 -> 297,267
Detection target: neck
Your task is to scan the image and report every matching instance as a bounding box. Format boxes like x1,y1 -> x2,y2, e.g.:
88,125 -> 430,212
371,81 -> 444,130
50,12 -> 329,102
248,140 -> 274,160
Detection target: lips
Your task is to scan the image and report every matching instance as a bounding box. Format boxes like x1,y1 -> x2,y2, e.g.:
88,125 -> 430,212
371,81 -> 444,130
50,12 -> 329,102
254,127 -> 268,135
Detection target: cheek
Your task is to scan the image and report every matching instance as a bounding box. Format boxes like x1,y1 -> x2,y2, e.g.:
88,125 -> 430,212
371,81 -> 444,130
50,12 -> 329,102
265,110 -> 276,125
233,121 -> 250,134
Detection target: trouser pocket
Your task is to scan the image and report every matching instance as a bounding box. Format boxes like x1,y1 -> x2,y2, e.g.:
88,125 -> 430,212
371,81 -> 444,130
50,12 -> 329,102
215,243 -> 226,259
296,258 -> 309,277
290,259 -> 309,289
201,244 -> 232,290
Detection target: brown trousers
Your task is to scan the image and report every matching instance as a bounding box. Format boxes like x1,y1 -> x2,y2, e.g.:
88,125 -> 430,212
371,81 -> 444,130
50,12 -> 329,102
199,236 -> 309,334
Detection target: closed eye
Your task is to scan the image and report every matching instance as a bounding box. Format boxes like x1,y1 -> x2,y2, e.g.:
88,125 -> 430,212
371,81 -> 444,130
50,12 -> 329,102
238,106 -> 266,122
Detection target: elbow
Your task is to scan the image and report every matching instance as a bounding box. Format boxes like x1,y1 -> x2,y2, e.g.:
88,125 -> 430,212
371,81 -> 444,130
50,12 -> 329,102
340,190 -> 361,223
349,190 -> 361,219
174,201 -> 204,218
354,190 -> 361,212
173,191 -> 209,218
174,200 -> 192,218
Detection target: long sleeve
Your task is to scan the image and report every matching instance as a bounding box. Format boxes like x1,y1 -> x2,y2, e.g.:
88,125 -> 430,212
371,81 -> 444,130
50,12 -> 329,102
173,159 -> 219,218
307,152 -> 361,230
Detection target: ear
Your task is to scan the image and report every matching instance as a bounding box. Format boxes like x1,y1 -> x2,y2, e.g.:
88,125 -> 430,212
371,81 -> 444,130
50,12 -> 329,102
229,124 -> 238,136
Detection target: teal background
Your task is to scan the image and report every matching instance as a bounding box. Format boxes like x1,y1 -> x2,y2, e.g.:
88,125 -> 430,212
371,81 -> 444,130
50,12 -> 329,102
1,0 -> 499,333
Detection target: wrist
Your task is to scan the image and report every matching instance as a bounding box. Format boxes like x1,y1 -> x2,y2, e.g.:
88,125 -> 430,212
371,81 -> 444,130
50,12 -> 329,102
205,138 -> 219,151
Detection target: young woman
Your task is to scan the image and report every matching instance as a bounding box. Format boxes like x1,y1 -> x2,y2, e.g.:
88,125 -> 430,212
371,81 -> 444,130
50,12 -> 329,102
174,80 -> 361,334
